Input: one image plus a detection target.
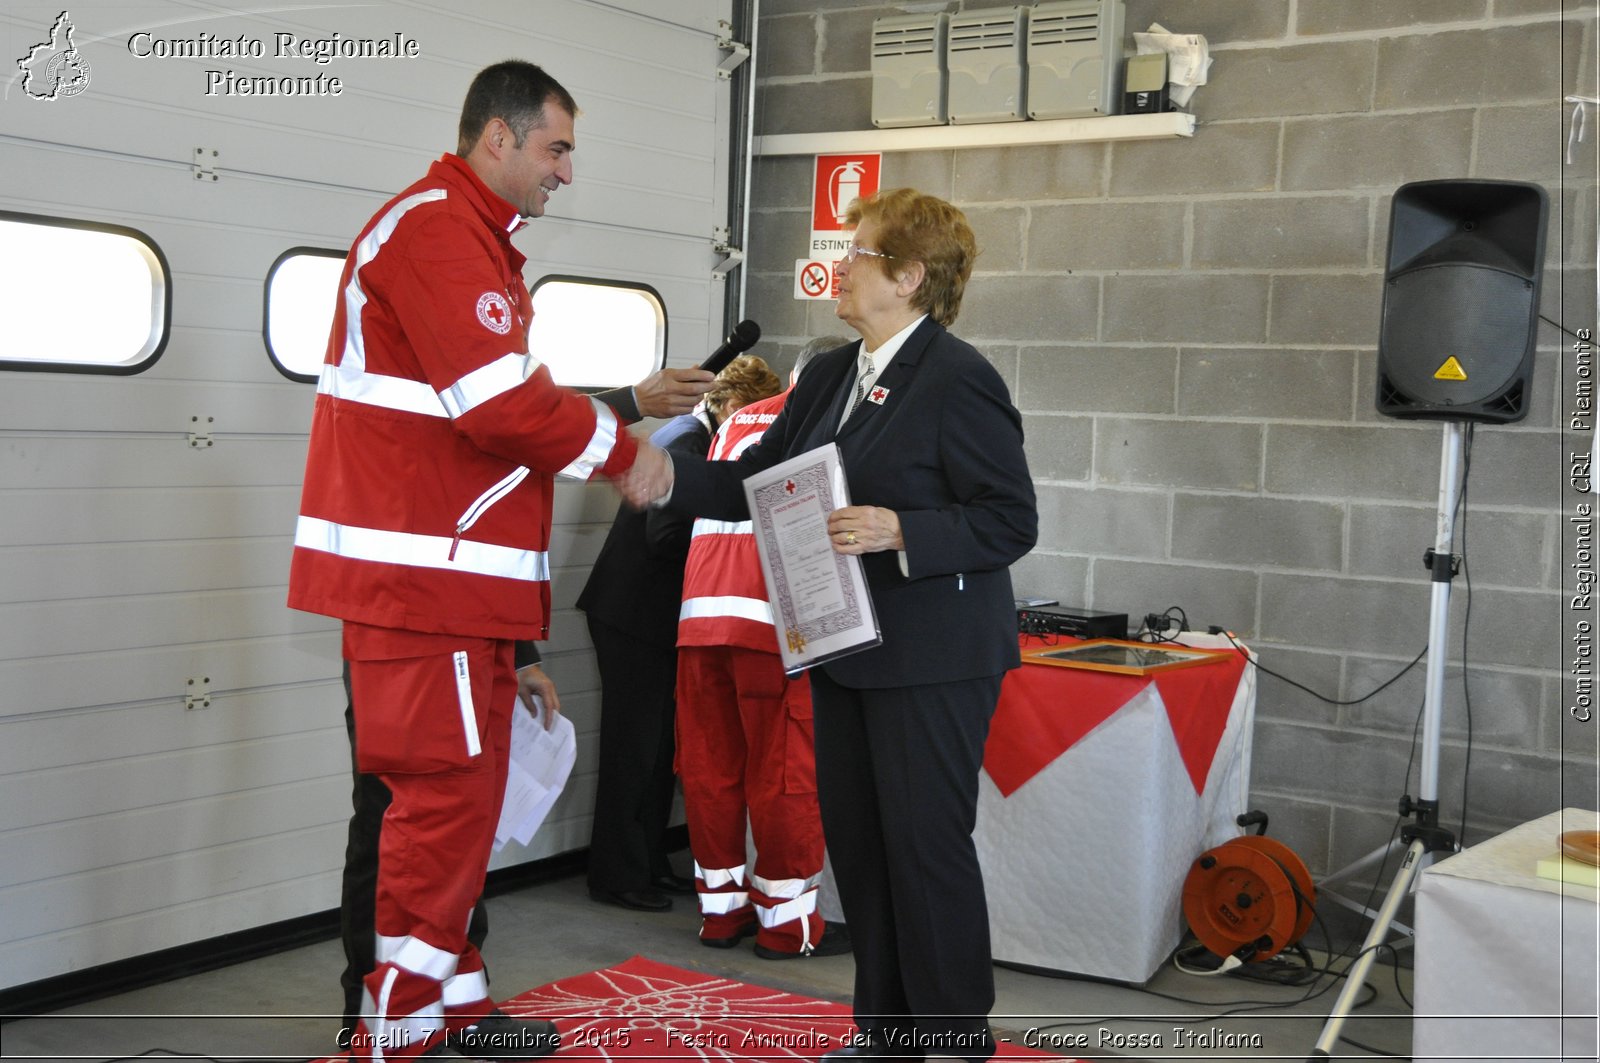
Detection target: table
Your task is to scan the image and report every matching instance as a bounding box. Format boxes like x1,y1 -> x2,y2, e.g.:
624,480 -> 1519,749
1414,807 -> 1600,1063
974,632 -> 1256,984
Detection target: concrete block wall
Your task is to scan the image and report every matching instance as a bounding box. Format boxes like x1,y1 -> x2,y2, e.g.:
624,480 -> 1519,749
747,0 -> 1598,882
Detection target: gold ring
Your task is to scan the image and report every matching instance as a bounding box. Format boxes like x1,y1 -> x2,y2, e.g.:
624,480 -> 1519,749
846,531 -> 857,545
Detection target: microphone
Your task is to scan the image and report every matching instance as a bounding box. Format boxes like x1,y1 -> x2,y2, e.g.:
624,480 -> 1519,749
697,319 -> 761,375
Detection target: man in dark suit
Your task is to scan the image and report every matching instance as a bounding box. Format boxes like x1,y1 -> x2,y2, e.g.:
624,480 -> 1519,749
640,189 -> 1037,1062
578,356 -> 782,912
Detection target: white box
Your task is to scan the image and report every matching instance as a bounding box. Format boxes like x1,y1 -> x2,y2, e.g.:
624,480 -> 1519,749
947,6 -> 1028,124
871,14 -> 948,128
1027,0 -> 1125,119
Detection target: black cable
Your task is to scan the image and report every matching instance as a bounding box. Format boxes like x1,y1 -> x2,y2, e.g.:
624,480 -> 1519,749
1316,940 -> 1414,1060
1163,606 -> 1188,638
1372,941 -> 1415,1011
1225,942 -> 1320,988
1541,312 -> 1588,341
1220,631 -> 1426,707
1402,693 -> 1427,808
1132,605 -> 1188,644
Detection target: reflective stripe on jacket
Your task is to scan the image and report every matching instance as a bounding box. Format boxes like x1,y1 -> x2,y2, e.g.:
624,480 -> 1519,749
677,390 -> 788,653
289,154 -> 637,641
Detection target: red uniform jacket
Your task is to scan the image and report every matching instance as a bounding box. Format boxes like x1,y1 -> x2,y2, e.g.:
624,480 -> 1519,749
676,389 -> 789,654
289,154 -> 637,641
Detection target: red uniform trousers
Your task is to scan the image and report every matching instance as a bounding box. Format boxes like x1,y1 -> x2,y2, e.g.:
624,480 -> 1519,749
345,628 -> 515,1061
675,645 -> 826,954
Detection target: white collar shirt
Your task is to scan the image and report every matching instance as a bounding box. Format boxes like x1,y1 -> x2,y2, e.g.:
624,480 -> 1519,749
840,314 -> 925,430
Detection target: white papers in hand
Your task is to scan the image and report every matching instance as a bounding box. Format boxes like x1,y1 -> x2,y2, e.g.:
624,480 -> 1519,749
493,696 -> 577,851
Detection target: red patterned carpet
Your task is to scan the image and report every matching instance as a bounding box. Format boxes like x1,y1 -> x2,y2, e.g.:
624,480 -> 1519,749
500,954 -> 855,1060
347,955 -> 1082,1061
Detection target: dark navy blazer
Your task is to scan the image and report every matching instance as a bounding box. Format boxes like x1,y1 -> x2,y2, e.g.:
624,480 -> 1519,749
670,317 -> 1038,688
577,413 -> 707,648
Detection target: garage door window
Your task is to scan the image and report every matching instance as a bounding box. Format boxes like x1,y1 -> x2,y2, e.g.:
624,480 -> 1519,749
529,276 -> 665,389
265,247 -> 344,382
0,212 -> 169,374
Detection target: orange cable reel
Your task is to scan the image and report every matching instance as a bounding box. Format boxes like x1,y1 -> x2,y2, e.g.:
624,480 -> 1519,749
1181,831 -> 1316,964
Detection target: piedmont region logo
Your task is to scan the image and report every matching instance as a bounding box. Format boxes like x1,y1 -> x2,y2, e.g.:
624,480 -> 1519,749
17,10 -> 92,100
476,291 -> 513,335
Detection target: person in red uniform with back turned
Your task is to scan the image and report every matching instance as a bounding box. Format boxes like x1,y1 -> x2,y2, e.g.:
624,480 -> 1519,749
288,61 -> 701,1063
675,336 -> 854,959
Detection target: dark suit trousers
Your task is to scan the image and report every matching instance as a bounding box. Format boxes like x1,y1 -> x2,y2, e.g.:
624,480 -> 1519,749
585,616 -> 679,893
338,665 -> 488,1032
810,668 -> 1000,1063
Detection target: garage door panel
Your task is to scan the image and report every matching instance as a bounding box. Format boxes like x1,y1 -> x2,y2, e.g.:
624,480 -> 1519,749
0,0 -> 735,988
3,1 -> 728,219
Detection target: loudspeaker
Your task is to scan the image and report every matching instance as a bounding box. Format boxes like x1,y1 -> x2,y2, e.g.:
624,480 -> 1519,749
1377,179 -> 1549,423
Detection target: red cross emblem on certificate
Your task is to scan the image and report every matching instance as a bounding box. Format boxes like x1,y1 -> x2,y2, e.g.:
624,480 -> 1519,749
868,384 -> 889,405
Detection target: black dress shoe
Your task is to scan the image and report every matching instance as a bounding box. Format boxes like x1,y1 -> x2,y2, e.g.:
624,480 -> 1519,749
589,887 -> 671,911
755,920 -> 852,960
651,872 -> 695,895
448,1009 -> 560,1060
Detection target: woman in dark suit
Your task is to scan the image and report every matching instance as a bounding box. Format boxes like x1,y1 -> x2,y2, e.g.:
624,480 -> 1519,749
664,189 -> 1037,1062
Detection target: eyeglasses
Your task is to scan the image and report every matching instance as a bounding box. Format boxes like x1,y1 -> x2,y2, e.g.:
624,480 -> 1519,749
841,243 -> 896,264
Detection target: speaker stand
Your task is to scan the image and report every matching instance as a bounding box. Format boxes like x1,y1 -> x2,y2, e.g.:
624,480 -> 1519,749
1308,421 -> 1466,1059
1312,837 -> 1416,936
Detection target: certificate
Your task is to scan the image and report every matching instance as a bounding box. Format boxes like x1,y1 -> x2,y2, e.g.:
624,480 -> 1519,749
742,442 -> 882,675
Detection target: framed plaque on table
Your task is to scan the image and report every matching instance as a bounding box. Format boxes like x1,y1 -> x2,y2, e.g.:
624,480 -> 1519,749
1021,638 -> 1232,676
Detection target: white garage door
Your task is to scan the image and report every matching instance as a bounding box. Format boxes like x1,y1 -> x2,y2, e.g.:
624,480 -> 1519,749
0,0 -> 738,990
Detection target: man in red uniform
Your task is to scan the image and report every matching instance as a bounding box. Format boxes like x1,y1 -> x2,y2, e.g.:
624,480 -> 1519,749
288,61 -> 701,1062
674,338 -> 853,959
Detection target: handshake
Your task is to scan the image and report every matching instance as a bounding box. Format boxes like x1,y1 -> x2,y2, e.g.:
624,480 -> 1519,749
609,363 -> 710,508
616,441 -> 674,509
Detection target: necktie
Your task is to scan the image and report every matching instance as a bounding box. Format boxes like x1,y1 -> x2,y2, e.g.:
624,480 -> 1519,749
845,354 -> 876,422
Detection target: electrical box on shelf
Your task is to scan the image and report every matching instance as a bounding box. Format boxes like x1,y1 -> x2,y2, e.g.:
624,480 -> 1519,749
1123,52 -> 1168,114
871,13 -> 949,128
947,6 -> 1029,124
1027,0 -> 1126,119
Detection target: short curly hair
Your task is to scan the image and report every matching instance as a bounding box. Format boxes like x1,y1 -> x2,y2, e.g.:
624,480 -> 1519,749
844,187 -> 977,327
706,354 -> 782,420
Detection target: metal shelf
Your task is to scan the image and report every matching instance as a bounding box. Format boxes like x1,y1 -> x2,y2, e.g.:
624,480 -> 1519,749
753,111 -> 1195,156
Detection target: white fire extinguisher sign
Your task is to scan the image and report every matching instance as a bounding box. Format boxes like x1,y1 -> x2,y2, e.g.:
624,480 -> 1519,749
810,153 -> 881,260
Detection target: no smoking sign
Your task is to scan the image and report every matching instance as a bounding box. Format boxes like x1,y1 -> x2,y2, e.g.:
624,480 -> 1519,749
793,153 -> 878,302
794,258 -> 838,301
